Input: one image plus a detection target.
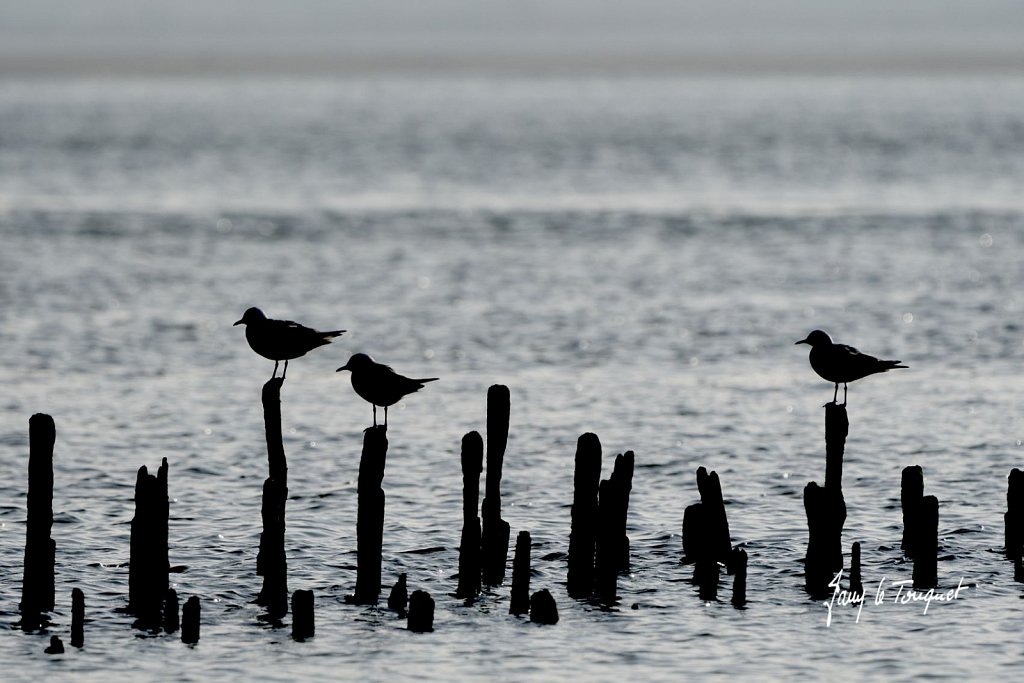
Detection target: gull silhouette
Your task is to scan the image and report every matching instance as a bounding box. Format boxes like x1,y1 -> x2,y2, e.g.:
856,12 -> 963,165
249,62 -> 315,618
795,329 -> 907,404
234,307 -> 345,379
337,353 -> 438,427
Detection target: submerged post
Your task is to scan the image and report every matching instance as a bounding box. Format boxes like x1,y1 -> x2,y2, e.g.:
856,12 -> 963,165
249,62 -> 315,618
21,414 -> 56,629
510,531 -> 531,615
408,590 -> 434,633
529,589 -> 559,625
456,431 -> 483,600
256,377 -> 289,617
912,495 -> 938,589
388,573 -> 408,616
71,588 -> 85,648
901,465 -> 924,558
731,548 -> 747,608
595,451 -> 635,604
567,433 -> 601,599
481,385 -> 511,586
349,425 -> 388,604
181,597 -> 200,644
850,542 -> 863,597
1005,468 -> 1024,561
291,590 -> 315,641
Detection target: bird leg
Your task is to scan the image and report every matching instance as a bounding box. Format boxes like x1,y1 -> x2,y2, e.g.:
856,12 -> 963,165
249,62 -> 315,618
272,360 -> 279,378
384,405 -> 389,427
832,383 -> 839,404
842,383 -> 848,406
282,360 -> 288,380
372,404 -> 377,427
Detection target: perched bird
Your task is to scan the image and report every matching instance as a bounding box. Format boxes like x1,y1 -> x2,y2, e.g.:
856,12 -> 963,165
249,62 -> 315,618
234,307 -> 345,379
337,353 -> 438,427
795,329 -> 907,404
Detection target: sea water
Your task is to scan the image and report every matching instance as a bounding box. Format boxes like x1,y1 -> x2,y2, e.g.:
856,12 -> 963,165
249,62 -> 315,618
1,76 -> 1023,681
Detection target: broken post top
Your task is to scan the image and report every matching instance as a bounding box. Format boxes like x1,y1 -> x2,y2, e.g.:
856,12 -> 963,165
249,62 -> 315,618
262,376 -> 285,400
461,431 -> 484,478
29,414 -> 56,446
485,384 -> 510,500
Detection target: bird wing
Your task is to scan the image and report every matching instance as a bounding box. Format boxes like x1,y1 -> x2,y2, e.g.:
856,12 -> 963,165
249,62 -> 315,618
835,343 -> 902,380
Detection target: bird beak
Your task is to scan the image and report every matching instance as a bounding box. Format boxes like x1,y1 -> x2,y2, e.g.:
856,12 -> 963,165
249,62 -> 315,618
795,338 -> 810,345
336,364 -> 350,372
233,319 -> 243,326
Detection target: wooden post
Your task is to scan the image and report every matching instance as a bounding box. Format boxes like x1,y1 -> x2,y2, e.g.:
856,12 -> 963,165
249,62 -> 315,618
71,588 -> 85,647
696,467 -> 731,564
482,385 -> 511,586
388,573 -> 408,616
256,377 -> 289,618
804,404 -> 847,597
730,548 -> 747,607
901,465 -> 924,558
348,425 -> 388,604
181,596 -> 200,644
408,590 -> 434,633
850,542 -> 863,597
912,495 -> 938,589
529,589 -> 559,625
567,433 -> 601,599
129,458 -> 169,629
164,588 -> 180,633
510,531 -> 531,615
456,432 -> 483,600
21,414 -> 56,629
595,451 -> 635,603
1005,468 -> 1024,560
291,590 -> 315,641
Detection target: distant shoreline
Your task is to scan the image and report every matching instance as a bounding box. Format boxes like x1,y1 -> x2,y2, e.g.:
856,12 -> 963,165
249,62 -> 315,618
3,48 -> 1024,78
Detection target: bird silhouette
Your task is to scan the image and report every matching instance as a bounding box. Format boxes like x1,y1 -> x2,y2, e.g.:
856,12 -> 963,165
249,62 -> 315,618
795,329 -> 907,404
234,307 -> 345,379
337,353 -> 438,427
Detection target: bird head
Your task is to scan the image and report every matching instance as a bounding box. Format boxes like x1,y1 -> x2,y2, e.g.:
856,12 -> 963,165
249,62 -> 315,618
233,307 -> 266,326
795,329 -> 833,347
337,352 -> 373,373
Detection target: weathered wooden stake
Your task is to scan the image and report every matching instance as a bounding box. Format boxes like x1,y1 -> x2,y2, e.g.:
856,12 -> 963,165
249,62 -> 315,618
388,573 -> 408,616
567,433 -> 601,599
181,596 -> 200,644
595,451 -> 635,603
912,495 -> 938,589
164,588 -> 180,633
408,590 -> 434,632
482,385 -> 511,586
71,588 -> 85,647
291,589 -> 315,641
850,542 -> 863,597
510,531 -> 531,615
128,457 -> 169,629
901,465 -> 924,558
529,589 -> 559,624
44,636 -> 64,655
456,431 -> 483,600
696,467 -> 732,565
21,413 -> 56,629
804,403 -> 847,597
731,548 -> 747,607
256,377 -> 289,617
1005,468 -> 1024,560
349,425 -> 388,604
